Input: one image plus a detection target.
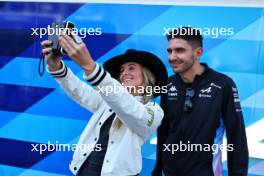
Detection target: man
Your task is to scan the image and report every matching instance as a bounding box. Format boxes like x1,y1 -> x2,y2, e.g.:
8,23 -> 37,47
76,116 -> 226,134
152,27 -> 248,176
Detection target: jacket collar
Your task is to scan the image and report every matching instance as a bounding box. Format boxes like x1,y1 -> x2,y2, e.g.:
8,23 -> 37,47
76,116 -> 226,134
174,63 -> 211,88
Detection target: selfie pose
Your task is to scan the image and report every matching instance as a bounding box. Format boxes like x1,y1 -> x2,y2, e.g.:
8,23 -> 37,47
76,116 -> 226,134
41,33 -> 167,176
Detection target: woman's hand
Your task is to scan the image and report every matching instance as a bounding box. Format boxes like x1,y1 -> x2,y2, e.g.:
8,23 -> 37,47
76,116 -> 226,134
59,34 -> 96,75
41,40 -> 62,71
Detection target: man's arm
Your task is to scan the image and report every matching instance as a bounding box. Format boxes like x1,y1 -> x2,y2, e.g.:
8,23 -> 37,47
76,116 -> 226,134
222,78 -> 249,176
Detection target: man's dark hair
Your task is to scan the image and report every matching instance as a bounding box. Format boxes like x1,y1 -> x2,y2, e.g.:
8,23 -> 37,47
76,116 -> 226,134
166,27 -> 203,48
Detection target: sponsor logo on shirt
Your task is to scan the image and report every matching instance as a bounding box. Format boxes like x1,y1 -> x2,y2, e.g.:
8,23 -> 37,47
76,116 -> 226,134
198,83 -> 222,98
199,86 -> 212,98
200,87 -> 212,94
168,83 -> 178,100
210,82 -> 222,89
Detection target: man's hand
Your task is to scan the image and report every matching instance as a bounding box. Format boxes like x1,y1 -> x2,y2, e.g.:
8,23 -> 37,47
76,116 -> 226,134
41,40 -> 62,71
59,34 -> 96,75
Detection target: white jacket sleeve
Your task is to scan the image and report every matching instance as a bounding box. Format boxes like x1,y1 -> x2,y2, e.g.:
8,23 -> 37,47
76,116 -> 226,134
46,61 -> 103,113
84,63 -> 164,139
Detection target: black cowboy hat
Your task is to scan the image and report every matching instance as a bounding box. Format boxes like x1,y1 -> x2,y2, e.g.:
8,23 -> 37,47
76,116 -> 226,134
103,49 -> 168,97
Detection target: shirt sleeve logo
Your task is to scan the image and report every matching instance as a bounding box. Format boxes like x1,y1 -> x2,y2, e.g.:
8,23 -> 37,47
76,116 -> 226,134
232,86 -> 242,111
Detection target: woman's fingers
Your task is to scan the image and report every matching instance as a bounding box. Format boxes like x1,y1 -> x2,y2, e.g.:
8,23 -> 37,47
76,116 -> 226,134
40,39 -> 62,72
41,40 -> 53,56
59,34 -> 84,59
64,34 -> 78,47
58,33 -> 94,72
41,40 -> 52,48
59,35 -> 77,56
42,47 -> 52,55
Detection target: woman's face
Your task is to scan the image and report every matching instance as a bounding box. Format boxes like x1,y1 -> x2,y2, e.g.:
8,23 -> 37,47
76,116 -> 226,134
119,62 -> 144,88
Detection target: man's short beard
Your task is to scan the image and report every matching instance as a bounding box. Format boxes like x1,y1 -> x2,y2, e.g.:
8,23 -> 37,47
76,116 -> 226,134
175,55 -> 195,74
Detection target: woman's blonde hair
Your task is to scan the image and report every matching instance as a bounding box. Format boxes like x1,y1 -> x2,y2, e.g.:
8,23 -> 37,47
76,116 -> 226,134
113,65 -> 156,129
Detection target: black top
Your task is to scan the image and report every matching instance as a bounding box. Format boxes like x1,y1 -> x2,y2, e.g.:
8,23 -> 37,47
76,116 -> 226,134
152,64 -> 248,176
78,113 -> 115,176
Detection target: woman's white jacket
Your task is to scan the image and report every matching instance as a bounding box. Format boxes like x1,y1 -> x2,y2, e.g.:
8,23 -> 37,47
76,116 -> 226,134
47,62 -> 164,176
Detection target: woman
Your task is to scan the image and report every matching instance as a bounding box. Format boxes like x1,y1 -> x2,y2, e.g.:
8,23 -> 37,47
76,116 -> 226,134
41,34 -> 167,176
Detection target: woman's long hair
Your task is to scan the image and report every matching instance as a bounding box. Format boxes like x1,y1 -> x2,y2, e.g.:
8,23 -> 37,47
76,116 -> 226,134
113,65 -> 156,129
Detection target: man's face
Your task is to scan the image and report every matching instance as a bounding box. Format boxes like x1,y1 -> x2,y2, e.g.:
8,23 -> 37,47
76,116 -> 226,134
167,38 -> 196,73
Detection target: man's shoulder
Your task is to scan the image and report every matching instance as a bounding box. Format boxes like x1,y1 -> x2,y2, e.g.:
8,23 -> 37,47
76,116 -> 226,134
209,68 -> 236,87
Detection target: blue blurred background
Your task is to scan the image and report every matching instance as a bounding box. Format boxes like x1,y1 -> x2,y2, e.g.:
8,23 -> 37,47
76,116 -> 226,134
0,1 -> 263,175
